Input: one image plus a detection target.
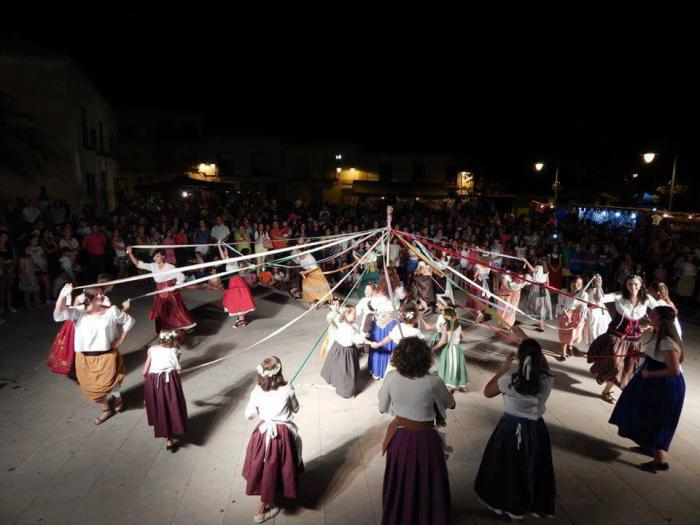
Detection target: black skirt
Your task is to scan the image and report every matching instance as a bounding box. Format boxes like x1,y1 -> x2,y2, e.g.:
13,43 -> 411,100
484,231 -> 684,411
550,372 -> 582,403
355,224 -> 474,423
474,413 -> 556,519
320,341 -> 360,398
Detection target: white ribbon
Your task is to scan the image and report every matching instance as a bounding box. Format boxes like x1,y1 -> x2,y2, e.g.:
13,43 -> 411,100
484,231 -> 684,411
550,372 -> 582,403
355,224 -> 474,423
522,355 -> 532,381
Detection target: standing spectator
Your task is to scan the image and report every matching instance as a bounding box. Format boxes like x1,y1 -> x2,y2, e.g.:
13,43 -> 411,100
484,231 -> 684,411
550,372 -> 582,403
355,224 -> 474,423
22,199 -> 41,226
269,220 -> 287,250
82,224 -> 107,283
194,220 -> 211,259
40,228 -> 60,280
210,215 -> 230,243
19,244 -> 41,310
234,224 -> 252,253
59,225 -> 80,251
0,231 -> 17,321
28,235 -> 51,304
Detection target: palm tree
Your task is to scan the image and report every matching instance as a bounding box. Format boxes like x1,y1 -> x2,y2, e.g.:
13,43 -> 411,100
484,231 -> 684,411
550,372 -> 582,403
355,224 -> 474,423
0,93 -> 55,180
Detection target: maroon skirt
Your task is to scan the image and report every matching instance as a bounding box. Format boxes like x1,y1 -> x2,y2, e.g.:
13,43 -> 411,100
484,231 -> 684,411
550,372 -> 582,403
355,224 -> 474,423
151,281 -> 197,333
144,371 -> 188,438
242,423 -> 301,504
47,321 -> 75,375
382,426 -> 450,525
222,275 -> 256,316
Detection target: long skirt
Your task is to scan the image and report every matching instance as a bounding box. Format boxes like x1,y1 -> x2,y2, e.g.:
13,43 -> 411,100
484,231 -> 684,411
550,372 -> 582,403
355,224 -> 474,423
525,287 -> 553,320
144,371 -> 188,438
584,306 -> 612,345
242,423 -> 301,504
301,268 -> 331,303
223,275 -> 256,316
382,426 -> 450,525
500,289 -> 521,328
557,308 -> 586,345
47,321 -> 75,375
437,343 -> 469,389
609,358 -> 685,451
320,341 -> 360,398
75,350 -> 125,401
151,282 -> 197,333
370,320 -> 398,379
414,274 -> 435,304
587,333 -> 640,388
474,413 -> 556,520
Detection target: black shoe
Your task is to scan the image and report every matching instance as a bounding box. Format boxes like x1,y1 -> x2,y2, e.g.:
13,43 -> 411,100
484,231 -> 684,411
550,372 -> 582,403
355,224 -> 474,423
556,355 -> 566,362
640,460 -> 669,472
630,446 -> 655,458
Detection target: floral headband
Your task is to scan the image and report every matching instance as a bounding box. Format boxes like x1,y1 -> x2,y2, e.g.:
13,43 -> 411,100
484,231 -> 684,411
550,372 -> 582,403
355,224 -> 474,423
403,311 -> 415,320
257,363 -> 281,377
159,330 -> 178,341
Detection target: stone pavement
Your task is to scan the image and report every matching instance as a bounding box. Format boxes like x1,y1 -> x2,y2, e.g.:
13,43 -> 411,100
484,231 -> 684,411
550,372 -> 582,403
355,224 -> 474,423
1,286 -> 699,524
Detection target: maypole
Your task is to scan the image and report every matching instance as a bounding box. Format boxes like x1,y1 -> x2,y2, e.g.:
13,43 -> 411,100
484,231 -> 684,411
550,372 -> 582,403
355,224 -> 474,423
382,206 -> 403,337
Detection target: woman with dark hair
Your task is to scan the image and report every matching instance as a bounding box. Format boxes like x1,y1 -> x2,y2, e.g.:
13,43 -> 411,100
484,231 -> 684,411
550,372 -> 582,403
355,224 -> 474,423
126,246 -> 196,335
218,243 -> 256,328
378,338 -> 455,525
609,306 -> 685,472
474,339 -> 556,521
353,240 -> 380,299
588,274 -> 662,403
555,275 -> 588,361
242,356 -> 302,523
414,259 -> 436,315
583,274 -> 612,346
432,306 -> 469,392
295,237 -> 331,305
648,281 -> 682,337
53,283 -> 134,424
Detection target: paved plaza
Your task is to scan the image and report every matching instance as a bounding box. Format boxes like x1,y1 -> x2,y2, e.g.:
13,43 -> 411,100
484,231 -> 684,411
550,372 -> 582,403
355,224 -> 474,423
1,286 -> 699,525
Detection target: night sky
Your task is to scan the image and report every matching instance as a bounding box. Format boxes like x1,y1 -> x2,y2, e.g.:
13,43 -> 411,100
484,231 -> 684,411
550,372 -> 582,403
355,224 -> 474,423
5,2 -> 699,195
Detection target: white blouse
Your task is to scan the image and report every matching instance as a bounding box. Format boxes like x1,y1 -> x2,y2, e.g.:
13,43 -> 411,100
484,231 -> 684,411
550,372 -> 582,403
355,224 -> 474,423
147,345 -> 181,374
244,384 -> 299,423
602,294 -> 661,321
556,290 -> 589,316
137,261 -> 186,284
333,322 -> 366,347
389,323 -> 425,343
643,336 -> 681,363
498,369 -> 553,420
298,253 -> 318,271
54,306 -> 135,353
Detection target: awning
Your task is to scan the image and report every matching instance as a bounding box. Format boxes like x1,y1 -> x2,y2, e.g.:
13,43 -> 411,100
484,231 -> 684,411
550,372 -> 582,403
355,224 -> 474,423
352,181 -> 448,198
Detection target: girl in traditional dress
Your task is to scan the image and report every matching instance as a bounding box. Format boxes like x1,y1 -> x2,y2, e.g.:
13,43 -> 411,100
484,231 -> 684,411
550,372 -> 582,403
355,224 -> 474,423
371,304 -> 425,356
126,246 -> 196,335
353,241 -> 380,299
142,330 -> 188,450
609,306 -> 685,472
648,282 -> 682,337
465,255 -> 492,323
218,244 -> 256,328
525,261 -> 553,331
588,274 -> 662,404
414,259 -> 436,314
242,356 -> 302,523
432,307 -> 469,392
367,281 -> 398,380
583,274 -> 612,345
296,238 -> 331,306
378,337 -> 455,525
319,297 -> 341,358
498,273 -> 527,332
474,339 -> 556,521
555,275 -> 589,362
53,283 -> 134,424
320,305 -> 366,397
424,296 -> 453,349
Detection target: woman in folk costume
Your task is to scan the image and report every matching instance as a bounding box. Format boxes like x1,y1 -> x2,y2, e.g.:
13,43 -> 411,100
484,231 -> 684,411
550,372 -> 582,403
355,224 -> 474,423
648,282 -> 682,338
379,337 -> 455,525
424,296 -> 454,349
321,305 -> 366,398
242,357 -> 302,523
295,237 -> 331,306
435,251 -> 455,305
368,276 -> 399,380
47,274 -> 116,376
588,274 -> 664,404
413,259 -> 436,315
218,243 -> 256,328
53,283 -> 134,424
555,275 -> 589,362
524,260 -> 553,331
474,339 -> 556,521
609,306 -> 685,472
432,307 -> 469,392
143,330 -> 188,450
126,246 -> 196,335
583,274 -> 612,345
319,297 -> 341,358
498,272 -> 527,332
465,254 -> 492,323
353,241 -> 380,299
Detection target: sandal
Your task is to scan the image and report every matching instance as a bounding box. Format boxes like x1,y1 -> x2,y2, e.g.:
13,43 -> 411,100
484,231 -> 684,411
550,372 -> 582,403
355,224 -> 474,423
601,392 -> 615,404
113,397 -> 124,413
95,409 -> 113,425
233,319 -> 247,329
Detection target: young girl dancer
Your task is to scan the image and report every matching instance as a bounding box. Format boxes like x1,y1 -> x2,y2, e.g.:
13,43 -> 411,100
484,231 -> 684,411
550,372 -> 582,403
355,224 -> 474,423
218,243 -> 256,328
474,339 -> 556,521
609,306 -> 685,472
242,357 -> 302,523
525,261 -> 553,331
583,274 -> 612,345
143,330 -> 188,450
555,275 -> 589,361
432,307 -> 469,392
320,305 -> 365,398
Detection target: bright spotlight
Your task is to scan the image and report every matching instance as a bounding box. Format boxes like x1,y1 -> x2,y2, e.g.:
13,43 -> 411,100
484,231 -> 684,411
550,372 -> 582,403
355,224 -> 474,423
643,152 -> 656,164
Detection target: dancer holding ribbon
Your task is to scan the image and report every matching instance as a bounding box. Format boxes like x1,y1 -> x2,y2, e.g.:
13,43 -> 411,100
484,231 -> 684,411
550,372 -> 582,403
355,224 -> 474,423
218,243 -> 256,328
126,246 -> 196,336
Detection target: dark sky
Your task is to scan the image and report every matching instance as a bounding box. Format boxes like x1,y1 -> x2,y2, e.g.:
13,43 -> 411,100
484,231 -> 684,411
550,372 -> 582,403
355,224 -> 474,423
5,1 -> 699,186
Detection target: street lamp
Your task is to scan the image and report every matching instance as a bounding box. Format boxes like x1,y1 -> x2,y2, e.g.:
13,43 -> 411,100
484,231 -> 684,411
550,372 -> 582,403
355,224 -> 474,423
534,162 -> 544,172
643,152 -> 656,164
534,162 -> 559,204
640,150 -> 679,211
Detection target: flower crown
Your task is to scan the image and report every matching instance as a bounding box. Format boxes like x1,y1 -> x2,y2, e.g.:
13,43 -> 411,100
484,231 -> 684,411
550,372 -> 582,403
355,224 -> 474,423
257,363 -> 281,377
403,311 -> 415,320
159,330 -> 178,341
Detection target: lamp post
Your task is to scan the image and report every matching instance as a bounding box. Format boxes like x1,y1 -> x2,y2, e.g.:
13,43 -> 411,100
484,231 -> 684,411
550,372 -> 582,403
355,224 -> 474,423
533,162 -> 559,204
642,151 -> 679,211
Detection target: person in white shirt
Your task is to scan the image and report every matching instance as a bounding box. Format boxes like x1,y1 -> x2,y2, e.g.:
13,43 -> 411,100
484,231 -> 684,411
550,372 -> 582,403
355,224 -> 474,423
53,283 -> 134,425
142,330 -> 188,450
127,246 -> 196,335
210,216 -> 231,243
475,339 -> 556,520
555,275 -> 589,361
242,357 -> 302,523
